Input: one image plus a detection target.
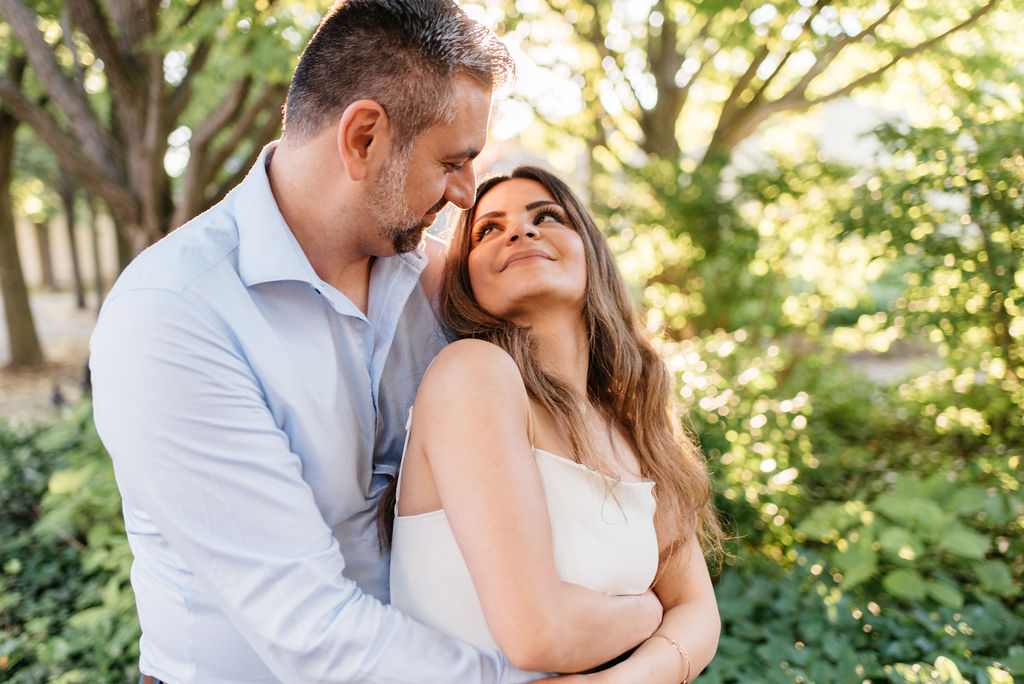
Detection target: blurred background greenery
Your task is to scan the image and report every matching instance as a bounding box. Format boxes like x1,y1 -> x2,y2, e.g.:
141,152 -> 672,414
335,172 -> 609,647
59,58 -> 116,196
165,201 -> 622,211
1,0 -> 1021,682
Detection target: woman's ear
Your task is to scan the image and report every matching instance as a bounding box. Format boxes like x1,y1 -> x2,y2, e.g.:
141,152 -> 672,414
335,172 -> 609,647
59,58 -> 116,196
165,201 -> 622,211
335,99 -> 393,181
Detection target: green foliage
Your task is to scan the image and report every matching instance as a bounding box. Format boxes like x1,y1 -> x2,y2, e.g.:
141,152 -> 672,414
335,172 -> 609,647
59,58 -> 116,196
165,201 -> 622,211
837,107 -> 1024,389
705,553 -> 1023,684
663,319 -> 1021,680
0,402 -> 138,682
798,469 -> 1021,608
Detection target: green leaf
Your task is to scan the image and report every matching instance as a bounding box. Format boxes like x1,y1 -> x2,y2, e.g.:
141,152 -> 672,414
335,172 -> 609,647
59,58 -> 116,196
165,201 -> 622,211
873,494 -> 951,539
832,528 -> 878,589
947,487 -> 990,516
924,579 -> 964,609
47,466 -> 91,496
879,526 -> 925,562
31,423 -> 78,453
984,667 -> 1015,684
937,525 -> 990,560
883,568 -> 927,600
974,560 -> 1019,596
797,502 -> 857,540
890,473 -> 930,499
932,656 -> 966,683
1004,646 -> 1024,674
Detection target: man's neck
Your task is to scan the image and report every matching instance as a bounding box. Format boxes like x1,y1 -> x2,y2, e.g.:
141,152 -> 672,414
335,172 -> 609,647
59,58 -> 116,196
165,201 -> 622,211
268,136 -> 377,312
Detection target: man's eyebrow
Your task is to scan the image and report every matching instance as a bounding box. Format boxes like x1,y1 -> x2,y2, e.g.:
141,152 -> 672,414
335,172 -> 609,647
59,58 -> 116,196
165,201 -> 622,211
447,147 -> 481,161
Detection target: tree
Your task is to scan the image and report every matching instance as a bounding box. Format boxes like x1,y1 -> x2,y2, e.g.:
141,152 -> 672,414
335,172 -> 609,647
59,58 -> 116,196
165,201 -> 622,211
840,110 -> 1024,385
501,0 -> 1004,167
0,0 -> 301,259
56,170 -> 86,309
0,53 -> 44,368
491,0 -> 1017,335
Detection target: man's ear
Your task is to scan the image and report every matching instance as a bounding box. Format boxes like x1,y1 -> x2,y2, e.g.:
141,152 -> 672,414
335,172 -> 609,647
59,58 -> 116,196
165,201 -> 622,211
336,100 -> 392,181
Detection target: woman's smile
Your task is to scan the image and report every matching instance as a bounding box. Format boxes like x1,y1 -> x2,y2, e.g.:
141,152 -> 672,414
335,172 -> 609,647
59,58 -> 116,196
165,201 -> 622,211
501,249 -> 553,271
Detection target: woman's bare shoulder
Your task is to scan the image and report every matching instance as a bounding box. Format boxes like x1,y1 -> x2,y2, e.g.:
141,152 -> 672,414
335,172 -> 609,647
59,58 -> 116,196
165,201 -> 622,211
425,339 -> 520,382
415,340 -> 527,417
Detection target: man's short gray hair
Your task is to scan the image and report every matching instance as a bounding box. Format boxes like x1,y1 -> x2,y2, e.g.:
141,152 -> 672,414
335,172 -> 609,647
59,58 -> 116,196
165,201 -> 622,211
283,0 -> 514,149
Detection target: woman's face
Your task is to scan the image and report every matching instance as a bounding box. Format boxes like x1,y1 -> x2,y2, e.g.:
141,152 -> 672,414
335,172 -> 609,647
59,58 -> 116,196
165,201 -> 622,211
466,178 -> 587,322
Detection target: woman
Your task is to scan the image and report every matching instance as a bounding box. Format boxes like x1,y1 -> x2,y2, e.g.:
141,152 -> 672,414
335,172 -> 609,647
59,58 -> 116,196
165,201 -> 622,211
385,166 -> 723,682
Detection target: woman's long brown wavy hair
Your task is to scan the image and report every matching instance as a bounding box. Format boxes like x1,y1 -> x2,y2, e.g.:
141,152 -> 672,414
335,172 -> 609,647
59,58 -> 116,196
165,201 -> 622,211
441,166 -> 723,566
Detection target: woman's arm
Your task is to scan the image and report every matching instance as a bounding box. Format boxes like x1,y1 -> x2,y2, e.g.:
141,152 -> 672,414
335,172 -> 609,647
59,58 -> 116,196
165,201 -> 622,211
547,536 -> 720,683
405,339 -> 662,673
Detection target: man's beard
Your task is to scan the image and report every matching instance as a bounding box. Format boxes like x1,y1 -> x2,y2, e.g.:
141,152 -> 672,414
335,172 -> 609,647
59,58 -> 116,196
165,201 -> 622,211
367,149 -> 423,254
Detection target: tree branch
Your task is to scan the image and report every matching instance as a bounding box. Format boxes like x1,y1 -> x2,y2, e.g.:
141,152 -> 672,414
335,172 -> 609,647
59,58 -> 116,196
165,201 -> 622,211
206,82 -> 284,174
787,0 -> 904,102
801,0 -> 1001,109
176,0 -> 205,30
64,0 -> 139,104
59,7 -> 87,91
0,75 -> 137,224
704,0 -> 1001,158
0,0 -> 119,176
167,39 -> 213,122
207,104 -> 285,209
718,45 -> 771,129
575,0 -> 644,111
748,0 -> 827,107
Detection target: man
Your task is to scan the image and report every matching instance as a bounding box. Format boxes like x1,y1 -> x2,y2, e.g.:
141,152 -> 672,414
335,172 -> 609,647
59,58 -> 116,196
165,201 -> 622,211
90,1 -> 540,681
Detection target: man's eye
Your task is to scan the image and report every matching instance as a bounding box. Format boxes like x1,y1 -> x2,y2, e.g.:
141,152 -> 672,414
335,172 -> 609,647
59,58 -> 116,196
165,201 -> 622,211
445,161 -> 466,172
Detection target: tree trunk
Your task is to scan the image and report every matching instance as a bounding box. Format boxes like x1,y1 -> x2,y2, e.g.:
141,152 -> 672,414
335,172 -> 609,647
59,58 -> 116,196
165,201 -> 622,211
115,219 -> 133,272
59,175 -> 86,308
0,56 -> 44,368
85,193 -> 105,307
33,219 -> 57,291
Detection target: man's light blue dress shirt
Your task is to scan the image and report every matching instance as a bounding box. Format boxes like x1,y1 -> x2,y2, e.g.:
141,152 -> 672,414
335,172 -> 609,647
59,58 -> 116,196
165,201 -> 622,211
90,144 -> 538,683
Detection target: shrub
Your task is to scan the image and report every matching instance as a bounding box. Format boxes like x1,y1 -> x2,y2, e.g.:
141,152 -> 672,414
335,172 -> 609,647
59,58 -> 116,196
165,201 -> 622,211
0,401 -> 139,683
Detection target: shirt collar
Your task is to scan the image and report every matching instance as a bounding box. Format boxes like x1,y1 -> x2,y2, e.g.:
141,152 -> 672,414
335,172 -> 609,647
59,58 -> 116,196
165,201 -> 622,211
235,142 -> 321,289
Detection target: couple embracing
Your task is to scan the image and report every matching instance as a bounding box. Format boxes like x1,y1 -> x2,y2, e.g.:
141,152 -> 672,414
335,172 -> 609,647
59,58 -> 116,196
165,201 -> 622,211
90,1 -> 723,682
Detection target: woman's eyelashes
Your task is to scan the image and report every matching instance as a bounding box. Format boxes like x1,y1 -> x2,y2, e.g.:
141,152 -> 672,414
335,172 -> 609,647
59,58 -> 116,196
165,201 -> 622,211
472,207 -> 569,243
534,207 -> 567,226
472,221 -> 500,242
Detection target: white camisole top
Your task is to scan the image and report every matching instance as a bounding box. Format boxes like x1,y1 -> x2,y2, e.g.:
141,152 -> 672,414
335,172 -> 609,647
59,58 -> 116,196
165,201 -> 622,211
389,423 -> 659,650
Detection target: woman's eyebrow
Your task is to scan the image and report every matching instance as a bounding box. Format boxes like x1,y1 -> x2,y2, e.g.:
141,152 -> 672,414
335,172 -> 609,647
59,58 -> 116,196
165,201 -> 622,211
473,210 -> 505,224
526,200 -> 561,211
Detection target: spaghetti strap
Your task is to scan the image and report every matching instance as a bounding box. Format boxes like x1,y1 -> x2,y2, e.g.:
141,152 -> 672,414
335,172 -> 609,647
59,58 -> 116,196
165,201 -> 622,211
526,402 -> 537,451
394,406 -> 415,505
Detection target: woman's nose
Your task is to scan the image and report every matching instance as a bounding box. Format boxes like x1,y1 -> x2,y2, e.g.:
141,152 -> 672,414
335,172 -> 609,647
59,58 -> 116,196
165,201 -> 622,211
507,222 -> 538,242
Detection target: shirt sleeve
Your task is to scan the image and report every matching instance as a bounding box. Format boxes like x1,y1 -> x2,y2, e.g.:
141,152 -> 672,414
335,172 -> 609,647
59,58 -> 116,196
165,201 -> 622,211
90,287 -> 546,684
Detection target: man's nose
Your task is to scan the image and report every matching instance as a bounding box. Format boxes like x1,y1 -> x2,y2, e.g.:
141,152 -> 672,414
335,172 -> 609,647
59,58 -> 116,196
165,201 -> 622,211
446,165 -> 476,209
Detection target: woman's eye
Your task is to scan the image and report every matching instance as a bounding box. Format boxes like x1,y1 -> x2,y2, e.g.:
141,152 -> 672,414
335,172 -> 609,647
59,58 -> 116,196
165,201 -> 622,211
534,209 -> 566,225
473,223 -> 497,242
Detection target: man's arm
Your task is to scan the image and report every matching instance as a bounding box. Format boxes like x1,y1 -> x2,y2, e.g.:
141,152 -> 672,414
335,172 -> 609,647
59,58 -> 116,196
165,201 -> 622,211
91,287 -> 542,684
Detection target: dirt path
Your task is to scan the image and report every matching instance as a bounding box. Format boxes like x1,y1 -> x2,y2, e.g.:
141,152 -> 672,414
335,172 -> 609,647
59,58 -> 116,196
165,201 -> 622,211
0,292 -> 97,425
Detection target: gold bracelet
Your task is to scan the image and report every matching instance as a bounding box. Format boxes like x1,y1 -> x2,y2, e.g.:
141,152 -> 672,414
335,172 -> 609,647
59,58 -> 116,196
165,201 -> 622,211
652,633 -> 691,684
